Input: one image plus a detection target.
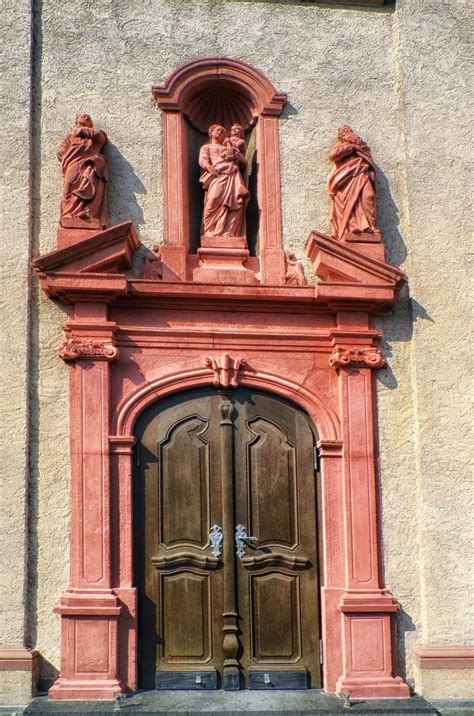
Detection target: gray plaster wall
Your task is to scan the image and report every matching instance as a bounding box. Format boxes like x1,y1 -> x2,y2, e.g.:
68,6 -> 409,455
1,0 -> 472,702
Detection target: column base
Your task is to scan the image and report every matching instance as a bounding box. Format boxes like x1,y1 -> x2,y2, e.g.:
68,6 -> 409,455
51,590 -> 123,701
337,589 -> 410,698
49,678 -> 123,701
336,675 -> 410,698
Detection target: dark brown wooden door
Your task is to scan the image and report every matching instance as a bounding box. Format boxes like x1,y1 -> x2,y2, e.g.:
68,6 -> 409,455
135,388 -> 320,690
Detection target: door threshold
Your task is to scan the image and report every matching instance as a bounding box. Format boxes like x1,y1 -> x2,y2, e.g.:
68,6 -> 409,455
23,690 -> 438,715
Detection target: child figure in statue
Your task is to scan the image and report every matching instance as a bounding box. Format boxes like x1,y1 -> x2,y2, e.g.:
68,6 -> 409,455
228,124 -> 248,187
199,124 -> 249,238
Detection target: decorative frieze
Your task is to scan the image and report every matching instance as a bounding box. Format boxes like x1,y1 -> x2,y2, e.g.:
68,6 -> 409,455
329,348 -> 386,369
58,338 -> 118,362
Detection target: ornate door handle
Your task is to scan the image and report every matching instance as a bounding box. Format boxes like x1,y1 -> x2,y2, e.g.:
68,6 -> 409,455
235,524 -> 258,560
209,524 -> 223,557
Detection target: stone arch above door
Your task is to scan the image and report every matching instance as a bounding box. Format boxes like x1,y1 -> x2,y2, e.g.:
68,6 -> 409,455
113,366 -> 341,442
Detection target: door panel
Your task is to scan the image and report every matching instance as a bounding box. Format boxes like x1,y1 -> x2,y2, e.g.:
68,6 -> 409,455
247,418 -> 297,548
251,571 -> 301,660
135,392 -> 224,689
234,391 -> 320,687
135,388 -> 321,690
160,415 -> 210,547
161,571 -> 212,661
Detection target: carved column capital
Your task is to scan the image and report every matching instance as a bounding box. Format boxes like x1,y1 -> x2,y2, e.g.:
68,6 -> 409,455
58,338 -> 118,362
329,347 -> 386,370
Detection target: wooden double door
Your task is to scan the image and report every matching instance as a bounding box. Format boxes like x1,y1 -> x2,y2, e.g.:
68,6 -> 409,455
135,388 -> 321,690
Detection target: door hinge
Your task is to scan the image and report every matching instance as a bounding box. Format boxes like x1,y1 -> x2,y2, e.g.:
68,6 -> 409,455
313,446 -> 319,472
320,639 -> 323,664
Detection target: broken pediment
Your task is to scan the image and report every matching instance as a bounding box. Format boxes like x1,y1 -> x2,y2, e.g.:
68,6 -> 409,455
33,221 -> 137,276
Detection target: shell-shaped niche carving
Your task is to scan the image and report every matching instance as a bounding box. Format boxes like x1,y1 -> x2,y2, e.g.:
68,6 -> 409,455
184,81 -> 255,134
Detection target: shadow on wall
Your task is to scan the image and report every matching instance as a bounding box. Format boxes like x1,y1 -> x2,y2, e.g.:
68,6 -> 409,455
106,142 -> 149,276
373,164 -> 434,390
376,164 -> 406,270
396,608 -> 417,685
106,142 -> 146,228
37,657 -> 59,694
376,293 -> 435,391
252,0 -> 395,11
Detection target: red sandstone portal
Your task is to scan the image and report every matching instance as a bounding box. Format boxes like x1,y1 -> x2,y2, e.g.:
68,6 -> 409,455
33,58 -> 410,700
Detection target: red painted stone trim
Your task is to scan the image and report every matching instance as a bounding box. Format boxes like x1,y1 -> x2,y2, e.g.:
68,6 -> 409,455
33,159 -> 409,698
413,645 -> 474,669
0,647 -> 39,671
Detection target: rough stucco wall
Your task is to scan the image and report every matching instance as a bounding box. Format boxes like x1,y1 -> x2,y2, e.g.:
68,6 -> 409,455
397,0 -> 472,663
7,0 -> 470,702
379,0 -> 473,699
0,0 -> 32,651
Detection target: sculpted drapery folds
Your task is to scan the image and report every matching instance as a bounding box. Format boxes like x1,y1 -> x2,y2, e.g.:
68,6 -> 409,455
328,125 -> 377,242
199,124 -> 249,238
57,113 -> 109,229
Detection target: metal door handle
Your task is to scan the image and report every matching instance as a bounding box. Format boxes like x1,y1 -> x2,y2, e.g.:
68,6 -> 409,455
209,524 -> 223,557
235,524 -> 258,560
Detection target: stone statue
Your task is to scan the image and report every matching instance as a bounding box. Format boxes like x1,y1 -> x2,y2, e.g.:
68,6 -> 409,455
199,124 -> 249,238
327,125 -> 377,241
229,124 -> 248,187
57,113 -> 109,230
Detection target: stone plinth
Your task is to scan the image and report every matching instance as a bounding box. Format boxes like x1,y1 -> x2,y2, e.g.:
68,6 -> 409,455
194,235 -> 258,284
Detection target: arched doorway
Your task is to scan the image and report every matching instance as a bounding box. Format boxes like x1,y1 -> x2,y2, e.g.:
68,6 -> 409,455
134,387 -> 321,690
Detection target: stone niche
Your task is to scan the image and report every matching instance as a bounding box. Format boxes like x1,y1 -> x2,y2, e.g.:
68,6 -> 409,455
151,57 -> 289,285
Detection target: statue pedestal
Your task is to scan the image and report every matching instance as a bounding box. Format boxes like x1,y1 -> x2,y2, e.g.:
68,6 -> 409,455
343,229 -> 385,261
193,236 -> 258,285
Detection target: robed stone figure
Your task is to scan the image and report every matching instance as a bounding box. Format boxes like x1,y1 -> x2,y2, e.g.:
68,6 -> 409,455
57,113 -> 108,230
199,124 -> 249,238
328,125 -> 377,241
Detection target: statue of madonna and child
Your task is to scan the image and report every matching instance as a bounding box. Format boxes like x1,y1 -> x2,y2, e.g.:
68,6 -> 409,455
199,124 -> 249,240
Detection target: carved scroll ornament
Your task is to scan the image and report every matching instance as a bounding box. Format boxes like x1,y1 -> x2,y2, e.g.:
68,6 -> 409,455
142,245 -> 163,280
328,125 -> 378,242
205,354 -> 246,388
58,339 -> 118,362
329,348 -> 386,369
284,251 -> 307,286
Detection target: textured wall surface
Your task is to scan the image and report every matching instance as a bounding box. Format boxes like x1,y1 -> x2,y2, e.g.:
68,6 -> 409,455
1,0 -> 471,703
1,0 -> 32,651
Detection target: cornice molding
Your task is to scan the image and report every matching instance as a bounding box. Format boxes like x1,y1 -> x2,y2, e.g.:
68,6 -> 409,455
413,645 -> 474,670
